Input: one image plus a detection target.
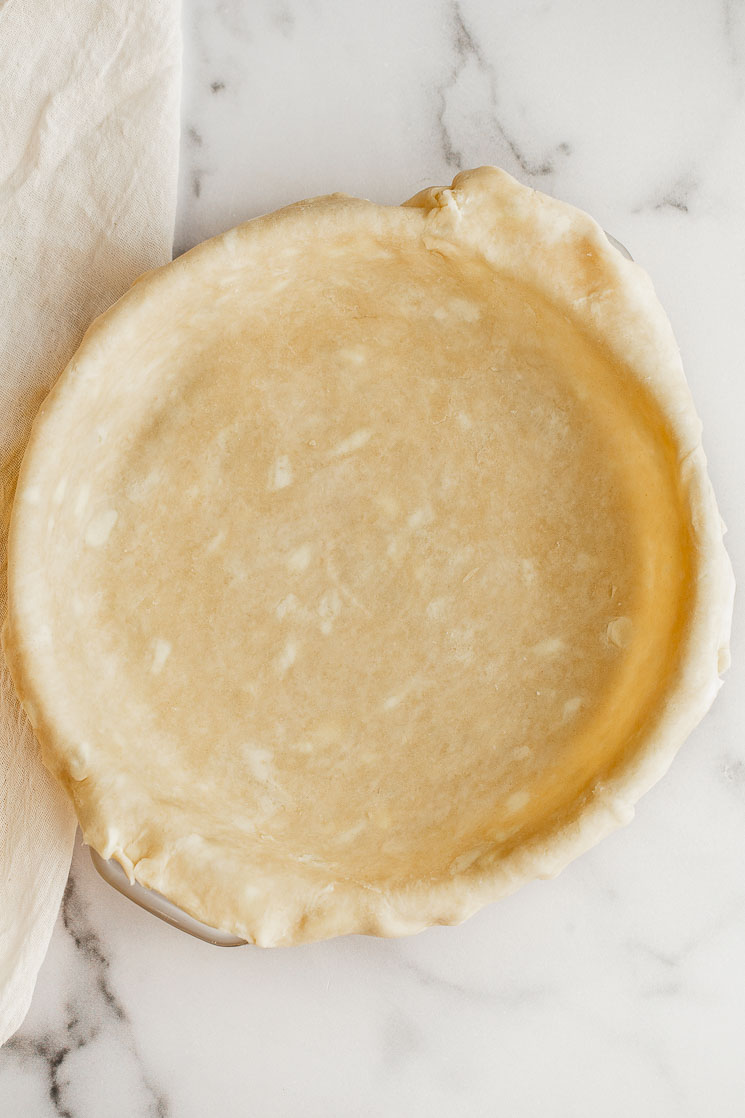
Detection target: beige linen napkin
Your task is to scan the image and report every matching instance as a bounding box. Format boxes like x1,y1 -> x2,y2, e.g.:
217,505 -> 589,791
0,0 -> 181,1044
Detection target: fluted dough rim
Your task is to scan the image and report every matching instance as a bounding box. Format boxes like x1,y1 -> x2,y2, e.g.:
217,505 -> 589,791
4,167 -> 734,946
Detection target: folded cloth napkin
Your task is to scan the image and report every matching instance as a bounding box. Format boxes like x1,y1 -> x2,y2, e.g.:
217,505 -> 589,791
0,0 -> 181,1044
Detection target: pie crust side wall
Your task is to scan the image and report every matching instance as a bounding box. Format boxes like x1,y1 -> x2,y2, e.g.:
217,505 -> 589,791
3,168 -> 734,945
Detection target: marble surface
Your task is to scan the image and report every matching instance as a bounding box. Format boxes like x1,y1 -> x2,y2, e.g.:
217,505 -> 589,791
2,0 -> 745,1114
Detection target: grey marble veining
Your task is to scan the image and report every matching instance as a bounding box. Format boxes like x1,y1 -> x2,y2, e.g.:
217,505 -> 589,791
436,1 -> 573,179
3,867 -> 168,1117
2,1 -> 744,1114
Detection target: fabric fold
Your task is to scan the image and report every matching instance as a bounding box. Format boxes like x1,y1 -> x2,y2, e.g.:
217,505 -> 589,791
0,0 -> 181,1045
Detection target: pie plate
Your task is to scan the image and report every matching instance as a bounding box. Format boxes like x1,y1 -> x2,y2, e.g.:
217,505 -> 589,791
3,168 -> 734,946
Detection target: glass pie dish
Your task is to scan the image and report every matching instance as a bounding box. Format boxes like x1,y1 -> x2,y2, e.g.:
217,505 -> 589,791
4,169 -> 733,947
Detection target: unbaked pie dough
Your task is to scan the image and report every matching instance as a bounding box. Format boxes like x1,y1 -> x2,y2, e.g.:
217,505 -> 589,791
3,168 -> 734,944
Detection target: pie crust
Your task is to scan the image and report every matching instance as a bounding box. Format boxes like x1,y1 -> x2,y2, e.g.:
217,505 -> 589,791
3,168 -> 734,945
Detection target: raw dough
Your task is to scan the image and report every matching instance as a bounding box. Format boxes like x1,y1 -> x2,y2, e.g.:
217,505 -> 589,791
3,168 -> 734,944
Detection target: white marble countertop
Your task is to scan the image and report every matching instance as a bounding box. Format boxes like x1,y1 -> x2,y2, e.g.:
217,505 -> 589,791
2,1 -> 745,1114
